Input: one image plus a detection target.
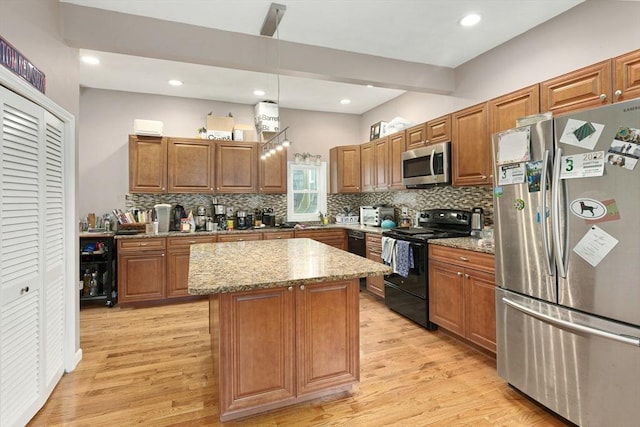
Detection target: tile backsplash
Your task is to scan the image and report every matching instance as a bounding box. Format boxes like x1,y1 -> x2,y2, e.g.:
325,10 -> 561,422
126,185 -> 494,226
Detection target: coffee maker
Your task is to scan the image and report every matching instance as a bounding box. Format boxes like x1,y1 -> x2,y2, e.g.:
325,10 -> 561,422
213,203 -> 226,230
173,204 -> 187,231
194,205 -> 207,231
235,210 -> 250,230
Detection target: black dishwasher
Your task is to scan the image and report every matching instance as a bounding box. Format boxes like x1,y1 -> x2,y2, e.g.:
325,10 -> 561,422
347,230 -> 367,290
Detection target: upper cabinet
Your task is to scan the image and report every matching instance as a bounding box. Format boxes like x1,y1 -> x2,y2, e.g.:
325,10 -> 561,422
452,102 -> 492,186
405,123 -> 427,150
373,137 -> 390,191
541,60 -> 612,115
613,48 -> 640,102
360,141 -> 375,192
330,145 -> 361,193
215,141 -> 258,193
488,84 -> 540,135
259,148 -> 287,193
167,137 -> 215,193
426,114 -> 451,145
129,135 -> 167,193
388,131 -> 406,190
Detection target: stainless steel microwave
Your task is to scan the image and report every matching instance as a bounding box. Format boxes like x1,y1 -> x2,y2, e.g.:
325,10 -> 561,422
401,141 -> 451,187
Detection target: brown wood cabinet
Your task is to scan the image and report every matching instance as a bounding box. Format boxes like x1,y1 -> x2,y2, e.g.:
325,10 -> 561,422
166,235 -> 216,298
329,145 -> 361,193
360,141 -> 375,192
373,137 -> 390,191
388,132 -> 406,190
428,245 -> 496,353
129,135 -> 167,193
117,238 -> 166,303
215,279 -> 359,421
263,231 -> 295,240
215,141 -> 258,193
405,123 -> 427,150
365,233 -> 384,298
294,229 -> 346,250
452,103 -> 492,186
167,137 -> 215,193
489,84 -> 540,135
216,233 -> 262,243
259,148 -> 287,193
613,48 -> 640,102
426,114 -> 451,145
541,60 -> 612,115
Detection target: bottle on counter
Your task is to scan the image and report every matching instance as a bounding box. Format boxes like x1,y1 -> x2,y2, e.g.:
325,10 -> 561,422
89,272 -> 98,297
82,269 -> 91,296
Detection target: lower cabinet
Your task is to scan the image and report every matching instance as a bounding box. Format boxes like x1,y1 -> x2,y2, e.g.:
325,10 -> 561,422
365,233 -> 384,298
428,245 -> 496,353
166,236 -> 217,298
217,232 -> 262,242
294,229 -> 346,250
263,231 -> 295,240
215,279 -> 359,421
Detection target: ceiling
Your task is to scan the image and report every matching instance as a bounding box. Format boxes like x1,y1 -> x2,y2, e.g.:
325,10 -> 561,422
62,0 -> 585,114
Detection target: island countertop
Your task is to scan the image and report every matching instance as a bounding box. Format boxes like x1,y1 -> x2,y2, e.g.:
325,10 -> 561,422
188,238 -> 392,295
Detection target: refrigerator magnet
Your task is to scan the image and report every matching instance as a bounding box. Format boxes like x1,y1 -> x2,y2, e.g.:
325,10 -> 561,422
573,225 -> 618,267
498,163 -> 526,186
560,151 -> 605,179
513,198 -> 525,211
584,199 -> 621,225
559,119 -> 604,150
569,198 -> 607,220
496,127 -> 530,165
607,127 -> 640,171
525,160 -> 543,193
494,186 -> 504,198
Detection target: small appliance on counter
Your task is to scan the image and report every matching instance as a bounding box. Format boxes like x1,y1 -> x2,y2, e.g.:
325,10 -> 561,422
360,205 -> 394,227
194,205 -> 207,231
172,204 -> 187,231
154,204 -> 171,233
470,207 -> 484,237
235,210 -> 250,230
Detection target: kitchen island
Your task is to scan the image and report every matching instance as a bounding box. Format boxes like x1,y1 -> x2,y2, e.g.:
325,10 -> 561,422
188,238 -> 391,421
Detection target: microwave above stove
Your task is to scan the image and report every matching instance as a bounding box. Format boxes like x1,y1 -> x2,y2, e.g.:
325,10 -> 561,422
402,141 -> 451,187
360,206 -> 394,227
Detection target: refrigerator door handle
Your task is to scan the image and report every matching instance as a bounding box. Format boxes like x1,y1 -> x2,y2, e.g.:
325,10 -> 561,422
502,297 -> 640,347
540,149 -> 553,276
551,148 -> 569,278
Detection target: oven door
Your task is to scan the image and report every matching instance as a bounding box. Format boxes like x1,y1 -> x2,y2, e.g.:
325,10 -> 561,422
384,241 -> 428,298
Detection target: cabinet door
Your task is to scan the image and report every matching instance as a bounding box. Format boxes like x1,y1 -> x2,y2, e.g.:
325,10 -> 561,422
489,84 -> 540,134
294,229 -> 346,250
129,135 -> 167,193
118,251 -> 166,303
426,114 -> 451,145
540,60 -> 611,115
217,233 -> 262,243
374,137 -> 390,191
166,236 -> 216,298
167,137 -> 214,193
296,280 -> 359,396
365,234 -> 384,298
259,147 -> 287,193
613,49 -> 640,102
360,141 -> 375,192
388,132 -> 406,190
406,123 -> 427,150
464,269 -> 496,353
452,102 -> 492,186
215,142 -> 258,193
428,260 -> 465,335
329,145 -> 361,193
218,287 -> 296,416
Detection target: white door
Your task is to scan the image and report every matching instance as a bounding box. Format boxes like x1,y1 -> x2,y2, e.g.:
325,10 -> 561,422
0,85 -> 64,426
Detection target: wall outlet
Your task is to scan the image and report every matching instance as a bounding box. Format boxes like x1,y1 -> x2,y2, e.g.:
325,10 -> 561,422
401,206 -> 408,216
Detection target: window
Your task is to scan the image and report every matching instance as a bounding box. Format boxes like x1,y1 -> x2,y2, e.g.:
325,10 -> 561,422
287,162 -> 327,222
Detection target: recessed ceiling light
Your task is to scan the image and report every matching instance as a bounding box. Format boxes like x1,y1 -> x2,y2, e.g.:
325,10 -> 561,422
254,89 -> 265,96
80,55 -> 100,65
168,79 -> 183,86
366,85 -> 374,88
459,13 -> 481,27
340,99 -> 351,105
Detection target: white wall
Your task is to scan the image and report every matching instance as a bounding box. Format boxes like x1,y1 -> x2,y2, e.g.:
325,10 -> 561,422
361,0 -> 640,141
78,88 -> 359,215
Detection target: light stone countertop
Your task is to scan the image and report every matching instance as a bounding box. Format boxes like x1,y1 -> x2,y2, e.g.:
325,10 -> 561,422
429,237 -> 495,255
188,238 -> 392,295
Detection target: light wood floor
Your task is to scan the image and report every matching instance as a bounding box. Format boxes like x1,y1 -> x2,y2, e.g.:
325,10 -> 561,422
29,292 -> 569,426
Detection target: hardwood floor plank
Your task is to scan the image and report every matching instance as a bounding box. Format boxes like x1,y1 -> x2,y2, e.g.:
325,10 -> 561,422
29,292 -> 569,426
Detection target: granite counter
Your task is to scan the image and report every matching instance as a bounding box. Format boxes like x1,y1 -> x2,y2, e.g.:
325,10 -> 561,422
188,238 -> 391,295
428,237 -> 495,255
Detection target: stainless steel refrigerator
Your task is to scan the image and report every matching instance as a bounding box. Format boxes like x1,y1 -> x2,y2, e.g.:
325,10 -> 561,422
492,99 -> 640,427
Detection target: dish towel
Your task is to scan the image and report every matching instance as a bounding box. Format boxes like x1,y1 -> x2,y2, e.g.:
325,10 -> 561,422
381,236 -> 396,265
394,240 -> 414,278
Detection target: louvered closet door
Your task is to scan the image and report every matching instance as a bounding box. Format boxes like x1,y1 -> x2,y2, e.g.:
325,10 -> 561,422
0,86 -> 44,427
42,110 -> 65,395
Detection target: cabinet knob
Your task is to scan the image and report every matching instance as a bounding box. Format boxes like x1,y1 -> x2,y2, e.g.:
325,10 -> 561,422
161,253 -> 165,257
140,243 -> 147,246
237,238 -> 244,241
599,93 -> 607,101
161,187 -> 165,190
210,187 -> 213,191
217,187 -> 220,190
300,285 -> 305,290
21,286 -> 30,294
464,273 -> 470,279
457,272 -> 463,276
614,89 -> 622,97
459,256 -> 469,262
481,175 -> 487,180
188,241 -> 196,244
288,286 -> 293,292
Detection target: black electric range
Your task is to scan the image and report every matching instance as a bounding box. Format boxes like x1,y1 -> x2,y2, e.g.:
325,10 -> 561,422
381,209 -> 471,329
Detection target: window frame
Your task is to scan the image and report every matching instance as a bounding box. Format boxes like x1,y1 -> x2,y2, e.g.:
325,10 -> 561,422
287,161 -> 327,222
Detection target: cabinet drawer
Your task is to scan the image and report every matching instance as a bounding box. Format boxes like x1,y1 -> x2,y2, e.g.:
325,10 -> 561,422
365,233 -> 382,251
294,229 -> 346,240
428,244 -> 494,273
167,235 -> 216,249
118,238 -> 166,252
263,231 -> 295,240
217,233 -> 262,242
